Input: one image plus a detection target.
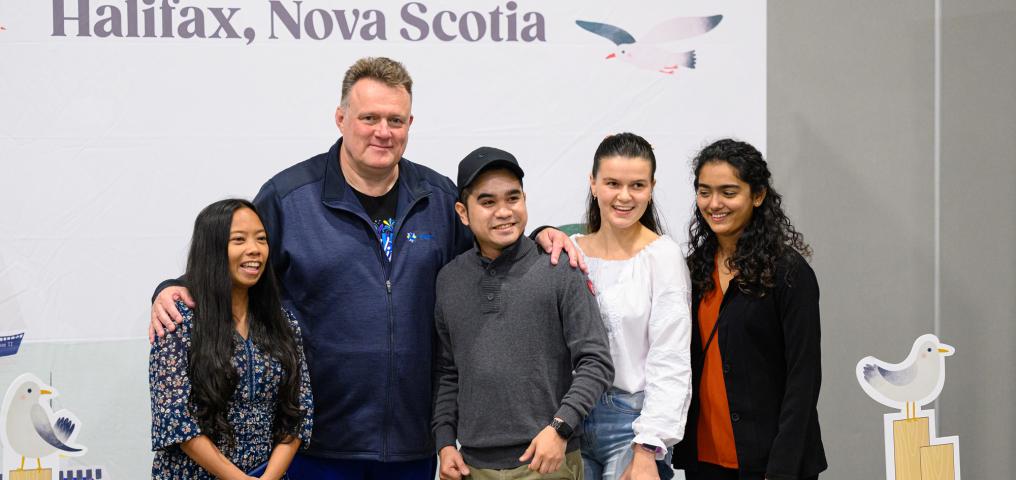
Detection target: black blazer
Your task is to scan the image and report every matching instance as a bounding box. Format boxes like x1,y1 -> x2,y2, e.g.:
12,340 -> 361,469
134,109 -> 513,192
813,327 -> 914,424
673,251 -> 827,480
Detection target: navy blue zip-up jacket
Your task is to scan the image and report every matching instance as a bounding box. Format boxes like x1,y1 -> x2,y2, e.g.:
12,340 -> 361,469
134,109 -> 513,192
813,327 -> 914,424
155,139 -> 474,460
258,139 -> 472,460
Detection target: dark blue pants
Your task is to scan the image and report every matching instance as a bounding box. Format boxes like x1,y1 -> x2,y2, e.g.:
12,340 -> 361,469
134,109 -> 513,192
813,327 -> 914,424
287,453 -> 437,480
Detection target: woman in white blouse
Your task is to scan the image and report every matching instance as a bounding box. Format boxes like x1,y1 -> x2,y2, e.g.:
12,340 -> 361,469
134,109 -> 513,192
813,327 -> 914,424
572,133 -> 693,480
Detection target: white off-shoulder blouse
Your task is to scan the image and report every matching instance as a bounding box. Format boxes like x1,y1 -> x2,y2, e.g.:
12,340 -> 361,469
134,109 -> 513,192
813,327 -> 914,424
572,233 -> 693,453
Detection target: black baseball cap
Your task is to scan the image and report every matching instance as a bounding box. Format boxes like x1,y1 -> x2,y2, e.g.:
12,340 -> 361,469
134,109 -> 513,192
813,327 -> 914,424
456,146 -> 525,198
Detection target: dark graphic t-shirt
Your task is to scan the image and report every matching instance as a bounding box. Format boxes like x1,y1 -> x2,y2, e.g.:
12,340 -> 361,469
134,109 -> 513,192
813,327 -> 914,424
353,182 -> 399,262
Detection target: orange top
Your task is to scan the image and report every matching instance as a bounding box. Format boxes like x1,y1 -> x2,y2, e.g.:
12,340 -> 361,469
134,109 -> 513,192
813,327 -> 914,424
696,266 -> 738,468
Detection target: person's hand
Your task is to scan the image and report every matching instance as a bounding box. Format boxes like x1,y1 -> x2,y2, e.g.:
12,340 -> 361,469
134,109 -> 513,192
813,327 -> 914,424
439,446 -> 470,480
620,444 -> 660,480
149,286 -> 194,343
518,426 -> 567,474
535,228 -> 589,274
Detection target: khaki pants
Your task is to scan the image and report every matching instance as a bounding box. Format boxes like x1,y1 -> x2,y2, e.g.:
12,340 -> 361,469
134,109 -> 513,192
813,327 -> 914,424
466,450 -> 584,480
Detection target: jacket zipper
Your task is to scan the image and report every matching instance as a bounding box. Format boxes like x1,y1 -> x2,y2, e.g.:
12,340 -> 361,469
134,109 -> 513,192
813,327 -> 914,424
355,189 -> 430,460
370,242 -> 395,460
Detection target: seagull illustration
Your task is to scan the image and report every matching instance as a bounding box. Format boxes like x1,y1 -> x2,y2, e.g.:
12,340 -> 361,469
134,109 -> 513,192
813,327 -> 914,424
856,334 -> 954,418
2,375 -> 86,470
575,15 -> 723,74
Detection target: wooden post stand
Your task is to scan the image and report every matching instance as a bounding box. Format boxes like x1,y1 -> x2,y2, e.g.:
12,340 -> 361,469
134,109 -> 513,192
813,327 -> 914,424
920,444 -> 956,480
894,417 -> 930,479
890,415 -> 956,480
6,469 -> 52,480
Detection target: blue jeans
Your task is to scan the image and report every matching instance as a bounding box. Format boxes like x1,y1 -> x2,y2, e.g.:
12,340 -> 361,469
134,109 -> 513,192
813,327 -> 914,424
287,453 -> 436,480
581,389 -> 674,480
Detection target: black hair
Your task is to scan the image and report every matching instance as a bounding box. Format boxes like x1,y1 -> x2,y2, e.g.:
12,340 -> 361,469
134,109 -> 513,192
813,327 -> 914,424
686,139 -> 812,297
184,199 -> 304,447
584,132 -> 663,234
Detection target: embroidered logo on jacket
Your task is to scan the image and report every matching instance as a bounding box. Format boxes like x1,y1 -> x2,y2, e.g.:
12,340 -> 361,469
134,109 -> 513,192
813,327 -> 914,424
405,232 -> 434,243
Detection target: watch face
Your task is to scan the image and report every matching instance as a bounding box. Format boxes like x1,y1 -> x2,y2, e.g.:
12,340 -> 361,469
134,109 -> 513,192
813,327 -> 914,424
552,418 -> 573,439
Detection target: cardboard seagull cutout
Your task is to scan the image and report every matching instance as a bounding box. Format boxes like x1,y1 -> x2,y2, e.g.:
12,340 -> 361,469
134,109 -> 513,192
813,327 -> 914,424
857,333 -> 954,418
856,334 -> 961,480
1,373 -> 87,474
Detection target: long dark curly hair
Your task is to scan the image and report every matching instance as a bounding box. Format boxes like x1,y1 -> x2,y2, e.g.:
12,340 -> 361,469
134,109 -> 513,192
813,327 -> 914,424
584,132 -> 664,234
184,199 -> 304,447
687,139 -> 811,297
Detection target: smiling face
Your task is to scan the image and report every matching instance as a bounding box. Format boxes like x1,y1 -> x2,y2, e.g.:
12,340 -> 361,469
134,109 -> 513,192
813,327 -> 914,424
335,78 -> 413,177
227,207 -> 268,291
590,155 -> 655,233
455,169 -> 528,260
696,160 -> 765,245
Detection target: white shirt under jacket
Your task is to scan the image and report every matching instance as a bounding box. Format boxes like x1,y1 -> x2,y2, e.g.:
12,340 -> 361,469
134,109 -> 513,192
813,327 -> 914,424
572,233 -> 693,454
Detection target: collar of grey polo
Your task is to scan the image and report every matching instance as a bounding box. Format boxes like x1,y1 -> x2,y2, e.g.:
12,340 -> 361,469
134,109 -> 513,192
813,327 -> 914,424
474,236 -> 530,268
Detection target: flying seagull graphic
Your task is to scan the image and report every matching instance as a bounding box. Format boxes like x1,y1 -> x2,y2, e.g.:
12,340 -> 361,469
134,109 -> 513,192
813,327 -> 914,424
576,15 -> 723,74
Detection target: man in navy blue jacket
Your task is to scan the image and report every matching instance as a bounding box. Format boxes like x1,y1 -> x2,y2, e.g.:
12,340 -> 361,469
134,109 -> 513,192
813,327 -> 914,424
149,57 -> 582,479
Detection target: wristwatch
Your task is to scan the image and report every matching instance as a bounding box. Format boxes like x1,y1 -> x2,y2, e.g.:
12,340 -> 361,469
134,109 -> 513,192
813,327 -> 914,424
636,443 -> 664,455
550,417 -> 574,439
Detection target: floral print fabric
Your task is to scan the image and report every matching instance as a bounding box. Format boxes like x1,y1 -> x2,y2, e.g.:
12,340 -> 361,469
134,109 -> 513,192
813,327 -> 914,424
149,303 -> 313,479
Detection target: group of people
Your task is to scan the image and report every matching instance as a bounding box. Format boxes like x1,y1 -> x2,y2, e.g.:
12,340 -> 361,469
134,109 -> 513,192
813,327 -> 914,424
147,57 -> 826,480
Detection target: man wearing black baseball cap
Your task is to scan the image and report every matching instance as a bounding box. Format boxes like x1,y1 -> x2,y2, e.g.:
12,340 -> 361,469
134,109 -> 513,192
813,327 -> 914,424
148,58 -> 586,479
432,147 -> 613,480
455,146 -> 527,201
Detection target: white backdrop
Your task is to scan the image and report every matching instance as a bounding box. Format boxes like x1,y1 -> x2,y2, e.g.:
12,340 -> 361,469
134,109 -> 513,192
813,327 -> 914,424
0,1 -> 764,477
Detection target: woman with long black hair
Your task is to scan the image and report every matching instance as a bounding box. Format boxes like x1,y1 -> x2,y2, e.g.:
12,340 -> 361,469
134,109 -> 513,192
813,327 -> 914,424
673,139 -> 826,480
150,199 -> 312,479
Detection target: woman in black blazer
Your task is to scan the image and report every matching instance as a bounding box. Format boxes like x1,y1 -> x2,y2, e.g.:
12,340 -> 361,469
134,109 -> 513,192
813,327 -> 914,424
672,139 -> 826,480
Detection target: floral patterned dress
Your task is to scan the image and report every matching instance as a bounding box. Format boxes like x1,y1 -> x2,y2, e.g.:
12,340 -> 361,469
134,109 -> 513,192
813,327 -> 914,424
149,303 -> 313,479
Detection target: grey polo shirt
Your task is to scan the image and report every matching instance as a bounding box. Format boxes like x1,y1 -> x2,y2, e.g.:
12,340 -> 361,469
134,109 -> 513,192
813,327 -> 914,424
432,236 -> 614,469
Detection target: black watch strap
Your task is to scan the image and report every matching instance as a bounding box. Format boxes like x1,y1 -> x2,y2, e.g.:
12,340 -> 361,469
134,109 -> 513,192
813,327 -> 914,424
550,417 -> 574,439
636,443 -> 664,454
